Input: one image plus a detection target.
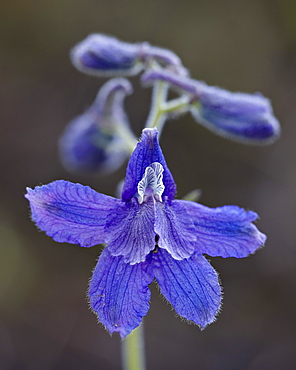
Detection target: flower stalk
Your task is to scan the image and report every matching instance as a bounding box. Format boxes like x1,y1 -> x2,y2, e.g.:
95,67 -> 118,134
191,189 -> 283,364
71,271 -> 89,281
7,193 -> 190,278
121,324 -> 146,370
145,81 -> 169,133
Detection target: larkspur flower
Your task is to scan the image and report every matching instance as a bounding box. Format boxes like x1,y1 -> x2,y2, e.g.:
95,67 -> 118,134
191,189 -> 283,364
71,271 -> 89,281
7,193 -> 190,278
60,78 -> 136,173
142,69 -> 280,144
71,33 -> 187,78
25,128 -> 266,338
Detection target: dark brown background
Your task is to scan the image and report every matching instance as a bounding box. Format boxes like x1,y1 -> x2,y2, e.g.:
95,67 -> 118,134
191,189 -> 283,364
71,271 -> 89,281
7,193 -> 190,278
1,0 -> 296,369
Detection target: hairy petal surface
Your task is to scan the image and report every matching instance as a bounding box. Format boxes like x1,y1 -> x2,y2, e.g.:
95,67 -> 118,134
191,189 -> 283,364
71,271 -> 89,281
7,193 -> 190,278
122,128 -> 176,202
105,198 -> 155,264
25,180 -> 119,247
89,249 -> 154,338
155,201 -> 196,260
153,249 -> 221,328
179,200 -> 266,258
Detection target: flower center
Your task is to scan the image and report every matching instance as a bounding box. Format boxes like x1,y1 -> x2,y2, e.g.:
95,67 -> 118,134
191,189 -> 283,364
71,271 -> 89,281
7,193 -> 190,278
137,162 -> 165,204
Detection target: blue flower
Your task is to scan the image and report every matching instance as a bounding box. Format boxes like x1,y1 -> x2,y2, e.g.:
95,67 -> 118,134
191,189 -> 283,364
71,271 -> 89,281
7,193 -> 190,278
190,84 -> 280,144
71,33 -> 187,78
142,69 -> 280,144
70,34 -> 143,77
25,128 -> 266,338
60,78 -> 135,173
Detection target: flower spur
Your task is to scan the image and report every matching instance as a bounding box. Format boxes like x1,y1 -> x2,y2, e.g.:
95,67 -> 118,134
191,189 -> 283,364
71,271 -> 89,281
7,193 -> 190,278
25,128 -> 266,338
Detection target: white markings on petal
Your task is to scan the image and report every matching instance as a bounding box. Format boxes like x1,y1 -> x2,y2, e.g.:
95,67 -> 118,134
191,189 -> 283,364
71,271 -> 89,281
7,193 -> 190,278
137,162 -> 165,204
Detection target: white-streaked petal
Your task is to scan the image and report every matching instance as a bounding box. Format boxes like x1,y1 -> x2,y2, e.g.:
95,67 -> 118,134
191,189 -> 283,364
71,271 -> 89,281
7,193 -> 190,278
137,162 -> 165,204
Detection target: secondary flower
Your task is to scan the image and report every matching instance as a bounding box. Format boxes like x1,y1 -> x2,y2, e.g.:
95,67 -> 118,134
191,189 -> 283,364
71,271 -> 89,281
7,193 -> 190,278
142,69 -> 280,144
60,78 -> 136,173
25,128 -> 266,338
71,33 -> 187,77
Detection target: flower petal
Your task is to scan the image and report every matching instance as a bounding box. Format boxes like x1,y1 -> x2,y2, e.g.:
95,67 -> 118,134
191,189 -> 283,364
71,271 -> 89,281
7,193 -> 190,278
122,128 -> 176,202
179,200 -> 266,258
89,248 -> 154,338
155,201 -> 196,260
104,198 -> 155,264
153,248 -> 221,328
25,180 -> 119,247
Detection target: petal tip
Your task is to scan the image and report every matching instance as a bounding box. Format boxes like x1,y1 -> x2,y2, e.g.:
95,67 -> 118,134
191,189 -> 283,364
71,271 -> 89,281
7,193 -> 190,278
24,188 -> 32,199
142,127 -> 158,140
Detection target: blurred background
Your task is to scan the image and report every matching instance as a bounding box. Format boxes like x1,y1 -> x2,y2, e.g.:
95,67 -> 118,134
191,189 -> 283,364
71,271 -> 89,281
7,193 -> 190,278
1,0 -> 296,369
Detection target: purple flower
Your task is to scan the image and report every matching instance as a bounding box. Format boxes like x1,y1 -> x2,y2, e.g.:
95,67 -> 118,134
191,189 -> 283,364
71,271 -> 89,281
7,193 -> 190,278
71,34 -> 187,77
142,69 -> 280,144
191,84 -> 281,144
70,34 -> 142,77
60,78 -> 134,173
25,128 -> 266,338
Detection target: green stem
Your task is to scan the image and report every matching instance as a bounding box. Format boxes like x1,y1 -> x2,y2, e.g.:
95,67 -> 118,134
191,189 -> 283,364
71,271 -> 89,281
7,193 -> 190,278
121,324 -> 146,370
145,81 -> 168,133
162,95 -> 190,114
145,82 -> 191,136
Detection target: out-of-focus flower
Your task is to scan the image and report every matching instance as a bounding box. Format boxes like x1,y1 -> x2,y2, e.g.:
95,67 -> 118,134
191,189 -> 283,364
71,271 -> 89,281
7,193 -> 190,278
60,78 -> 136,173
26,128 -> 265,338
71,34 -> 186,77
142,69 -> 280,144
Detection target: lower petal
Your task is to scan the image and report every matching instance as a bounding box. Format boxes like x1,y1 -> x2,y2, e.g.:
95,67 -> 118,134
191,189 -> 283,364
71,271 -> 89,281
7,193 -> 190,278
89,248 -> 154,338
105,198 -> 155,264
153,248 -> 221,329
155,201 -> 196,260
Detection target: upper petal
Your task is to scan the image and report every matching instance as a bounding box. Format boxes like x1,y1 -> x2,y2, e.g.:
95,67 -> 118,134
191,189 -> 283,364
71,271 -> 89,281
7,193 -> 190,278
25,180 -> 119,247
104,198 -> 155,264
89,248 -> 154,338
155,200 -> 196,260
153,248 -> 221,329
122,128 -> 176,202
178,200 -> 266,258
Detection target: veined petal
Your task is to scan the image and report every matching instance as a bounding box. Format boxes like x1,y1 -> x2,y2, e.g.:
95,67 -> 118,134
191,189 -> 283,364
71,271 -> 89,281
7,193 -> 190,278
179,200 -> 266,258
155,201 -> 196,260
153,249 -> 221,328
104,198 -> 155,264
122,128 -> 176,202
89,248 -> 154,338
25,180 -> 119,247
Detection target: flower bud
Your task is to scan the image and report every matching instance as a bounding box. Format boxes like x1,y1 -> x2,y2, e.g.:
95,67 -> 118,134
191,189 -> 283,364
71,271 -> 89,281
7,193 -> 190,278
142,69 -> 280,144
60,78 -> 135,173
70,34 -> 143,77
191,83 -> 281,144
71,34 -> 187,77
